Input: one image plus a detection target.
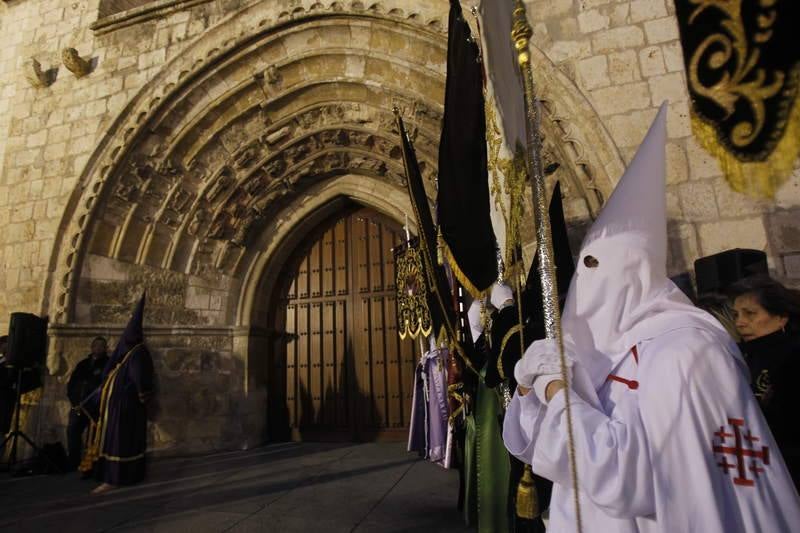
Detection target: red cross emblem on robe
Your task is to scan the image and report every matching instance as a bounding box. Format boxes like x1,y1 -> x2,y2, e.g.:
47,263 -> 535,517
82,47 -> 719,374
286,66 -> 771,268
712,417 -> 770,486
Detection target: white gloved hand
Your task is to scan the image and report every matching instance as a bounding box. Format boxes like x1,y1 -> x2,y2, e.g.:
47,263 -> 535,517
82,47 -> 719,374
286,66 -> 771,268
514,338 -> 573,390
532,373 -> 561,404
467,299 -> 485,343
490,282 -> 514,311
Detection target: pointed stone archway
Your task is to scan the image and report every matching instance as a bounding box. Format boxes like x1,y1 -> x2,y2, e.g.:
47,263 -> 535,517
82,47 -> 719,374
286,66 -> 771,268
43,1 -> 626,454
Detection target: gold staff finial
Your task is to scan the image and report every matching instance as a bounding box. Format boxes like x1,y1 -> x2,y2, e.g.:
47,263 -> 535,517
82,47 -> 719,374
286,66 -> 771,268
511,0 -> 533,63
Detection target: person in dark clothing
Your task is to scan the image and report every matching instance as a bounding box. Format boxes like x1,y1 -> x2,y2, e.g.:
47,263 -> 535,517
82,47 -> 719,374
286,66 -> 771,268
731,276 -> 800,490
82,295 -> 154,495
66,336 -> 109,470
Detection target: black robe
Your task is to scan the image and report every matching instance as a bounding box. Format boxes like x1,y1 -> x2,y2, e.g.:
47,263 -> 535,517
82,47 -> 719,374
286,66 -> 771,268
739,330 -> 800,490
81,293 -> 154,486
93,344 -> 154,485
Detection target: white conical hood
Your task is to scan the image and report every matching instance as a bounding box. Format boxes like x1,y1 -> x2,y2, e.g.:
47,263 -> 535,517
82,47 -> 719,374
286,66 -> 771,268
561,103 -> 730,388
583,103 -> 668,263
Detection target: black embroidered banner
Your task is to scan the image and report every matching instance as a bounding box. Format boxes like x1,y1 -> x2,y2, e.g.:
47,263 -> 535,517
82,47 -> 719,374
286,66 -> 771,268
396,114 -> 454,347
675,0 -> 800,197
397,113 -> 481,376
393,238 -> 433,341
436,0 -> 498,295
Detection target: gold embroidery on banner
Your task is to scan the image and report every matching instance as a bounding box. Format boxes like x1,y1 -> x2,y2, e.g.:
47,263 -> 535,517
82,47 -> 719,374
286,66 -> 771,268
395,245 -> 433,340
396,113 -> 477,376
685,0 -> 800,197
691,78 -> 800,197
484,96 -> 527,271
688,0 -> 783,149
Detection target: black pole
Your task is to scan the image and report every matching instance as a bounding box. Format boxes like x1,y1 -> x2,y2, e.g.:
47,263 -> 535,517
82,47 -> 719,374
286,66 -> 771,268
0,367 -> 61,474
9,368 -> 23,465
0,368 -> 26,470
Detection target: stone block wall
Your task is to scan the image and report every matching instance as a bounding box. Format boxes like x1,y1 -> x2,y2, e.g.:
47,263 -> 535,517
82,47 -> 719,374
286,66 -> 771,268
75,254 -> 234,327
1,0 -> 794,334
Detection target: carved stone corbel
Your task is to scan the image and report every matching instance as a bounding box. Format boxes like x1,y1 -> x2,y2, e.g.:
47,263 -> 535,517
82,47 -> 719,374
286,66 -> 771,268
62,48 -> 92,78
25,58 -> 52,88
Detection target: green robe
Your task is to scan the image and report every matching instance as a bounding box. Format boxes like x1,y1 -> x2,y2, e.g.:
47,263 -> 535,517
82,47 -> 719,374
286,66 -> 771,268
475,370 -> 512,532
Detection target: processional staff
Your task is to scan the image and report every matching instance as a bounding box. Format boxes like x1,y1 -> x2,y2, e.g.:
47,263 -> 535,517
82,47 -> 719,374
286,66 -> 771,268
511,1 -> 583,530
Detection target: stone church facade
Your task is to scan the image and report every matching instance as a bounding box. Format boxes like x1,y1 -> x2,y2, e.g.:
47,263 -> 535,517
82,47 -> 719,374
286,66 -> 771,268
0,0 -> 797,456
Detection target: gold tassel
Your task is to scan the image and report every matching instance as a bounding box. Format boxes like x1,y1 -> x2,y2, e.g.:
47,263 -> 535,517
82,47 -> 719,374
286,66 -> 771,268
78,421 -> 99,474
516,464 -> 539,519
78,448 -> 97,473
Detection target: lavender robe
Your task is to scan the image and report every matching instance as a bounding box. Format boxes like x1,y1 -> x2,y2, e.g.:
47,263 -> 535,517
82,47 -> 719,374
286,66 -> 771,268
407,340 -> 452,467
425,345 -> 450,466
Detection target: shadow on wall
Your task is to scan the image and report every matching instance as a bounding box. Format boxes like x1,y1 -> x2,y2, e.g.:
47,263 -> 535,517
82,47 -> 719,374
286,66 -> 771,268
271,342 -> 382,443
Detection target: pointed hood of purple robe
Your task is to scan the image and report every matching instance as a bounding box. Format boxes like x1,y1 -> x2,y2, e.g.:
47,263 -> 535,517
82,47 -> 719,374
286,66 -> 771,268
102,292 -> 146,380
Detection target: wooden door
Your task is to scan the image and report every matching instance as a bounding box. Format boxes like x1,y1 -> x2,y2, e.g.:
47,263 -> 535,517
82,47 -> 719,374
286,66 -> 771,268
277,208 -> 420,441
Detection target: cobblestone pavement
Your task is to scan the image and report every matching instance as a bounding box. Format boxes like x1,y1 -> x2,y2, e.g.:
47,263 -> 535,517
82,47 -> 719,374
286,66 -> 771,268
0,442 -> 472,532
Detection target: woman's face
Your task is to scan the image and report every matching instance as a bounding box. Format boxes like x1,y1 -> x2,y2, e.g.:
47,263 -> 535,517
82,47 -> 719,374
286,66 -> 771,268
733,293 -> 789,342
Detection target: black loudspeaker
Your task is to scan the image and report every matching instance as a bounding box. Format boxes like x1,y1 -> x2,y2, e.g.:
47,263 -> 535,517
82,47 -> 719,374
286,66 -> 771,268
6,313 -> 48,368
694,249 -> 768,297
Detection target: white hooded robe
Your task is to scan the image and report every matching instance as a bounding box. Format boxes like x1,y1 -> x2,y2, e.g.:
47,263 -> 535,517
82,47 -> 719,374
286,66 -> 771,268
503,105 -> 800,532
